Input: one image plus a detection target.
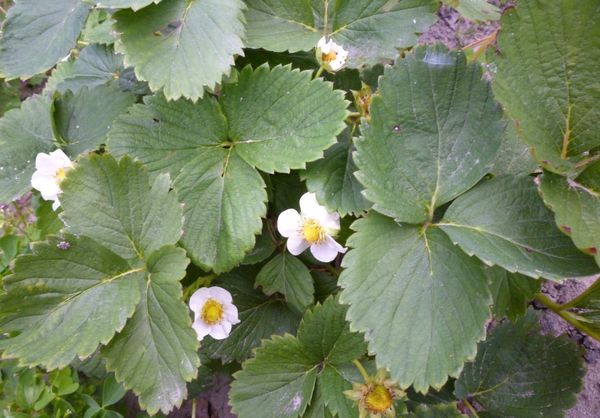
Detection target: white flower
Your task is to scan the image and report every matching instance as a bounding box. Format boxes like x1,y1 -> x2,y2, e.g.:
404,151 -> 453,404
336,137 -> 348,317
277,192 -> 346,263
31,149 -> 74,211
316,36 -> 349,72
189,286 -> 240,341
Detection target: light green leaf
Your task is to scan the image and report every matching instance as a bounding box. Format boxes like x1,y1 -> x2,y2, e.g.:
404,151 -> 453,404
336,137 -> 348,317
85,0 -> 161,10
0,95 -> 55,203
230,298 -> 365,418
244,0 -> 437,67
492,0 -> 600,174
339,213 -> 491,392
0,235 -> 145,369
488,121 -> 538,177
303,128 -> 370,216
539,164 -> 600,266
355,46 -> 504,223
109,65 -> 347,271
485,266 -> 540,322
439,175 -> 599,281
202,267 -> 301,363
455,310 -> 584,417
54,85 -> 136,155
45,44 -> 126,94
60,154 -> 183,260
256,253 -> 314,314
448,0 -> 500,22
113,0 -> 245,100
82,10 -> 117,45
102,246 -> 199,416
0,0 -> 90,79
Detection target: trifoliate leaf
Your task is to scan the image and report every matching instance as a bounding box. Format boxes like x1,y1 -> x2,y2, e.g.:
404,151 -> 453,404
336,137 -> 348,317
339,213 -> 491,392
85,0 -> 161,10
0,235 -> 145,369
113,0 -> 245,100
492,0 -> 600,174
102,246 -> 199,416
439,175 -> 599,281
256,253 -> 314,314
202,267 -> 301,363
81,9 -> 117,45
0,95 -> 55,203
488,121 -> 538,177
355,46 -> 504,223
230,297 -> 366,418
244,0 -> 437,67
109,65 -> 347,271
455,310 -> 584,417
448,0 -> 501,22
485,266 -> 540,322
539,164 -> 600,267
45,45 -> 126,94
54,85 -> 135,155
303,128 -> 370,216
0,0 -> 90,79
60,154 -> 183,260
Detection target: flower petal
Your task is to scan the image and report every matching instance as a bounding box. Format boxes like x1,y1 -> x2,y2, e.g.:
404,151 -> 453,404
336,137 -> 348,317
207,286 -> 233,304
317,36 -> 331,53
209,322 -> 232,340
35,152 -> 63,175
192,320 -> 211,341
322,212 -> 341,231
299,192 -> 329,221
31,172 -> 61,199
277,209 -> 302,237
287,235 -> 310,256
189,287 -> 212,312
310,236 -> 346,262
223,303 -> 240,324
49,149 -> 73,168
51,198 -> 61,211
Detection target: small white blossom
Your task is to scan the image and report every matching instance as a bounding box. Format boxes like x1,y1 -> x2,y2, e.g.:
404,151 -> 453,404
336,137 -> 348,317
277,192 -> 346,263
31,149 -> 74,211
189,286 -> 240,341
316,36 -> 349,72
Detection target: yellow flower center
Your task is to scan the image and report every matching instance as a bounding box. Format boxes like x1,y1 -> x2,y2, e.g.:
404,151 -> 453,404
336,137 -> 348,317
201,298 -> 224,325
364,384 -> 393,414
55,167 -> 67,182
321,50 -> 338,63
302,219 -> 325,244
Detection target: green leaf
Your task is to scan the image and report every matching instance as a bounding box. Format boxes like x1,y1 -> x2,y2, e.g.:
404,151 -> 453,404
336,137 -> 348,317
492,0 -> 600,174
0,235 -> 145,369
242,222 -> 276,265
113,0 -> 245,100
439,175 -> 599,281
102,246 -> 199,416
109,65 -> 347,271
339,213 -> 491,392
0,95 -> 55,203
0,79 -> 22,116
244,0 -> 437,67
449,0 -> 500,22
60,154 -> 183,260
407,404 -> 465,417
355,46 -> 505,223
488,121 -> 538,177
0,0 -> 90,79
85,0 -> 161,10
303,128 -> 370,216
455,310 -> 584,417
101,374 -> 125,408
54,85 -> 136,155
539,164 -> 600,266
81,10 -> 117,45
229,297 -> 365,418
256,253 -> 314,314
485,266 -> 540,322
202,267 -> 301,363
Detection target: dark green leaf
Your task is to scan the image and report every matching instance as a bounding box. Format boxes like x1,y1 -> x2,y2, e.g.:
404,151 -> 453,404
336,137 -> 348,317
485,266 -> 540,322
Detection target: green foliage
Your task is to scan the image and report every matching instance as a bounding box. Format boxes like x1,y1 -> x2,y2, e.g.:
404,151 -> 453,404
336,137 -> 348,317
229,297 -> 366,418
244,0 -> 437,67
455,310 -> 584,417
339,213 -> 491,392
355,45 -> 504,223
493,0 -> 600,174
485,266 -> 540,322
445,0 -> 500,22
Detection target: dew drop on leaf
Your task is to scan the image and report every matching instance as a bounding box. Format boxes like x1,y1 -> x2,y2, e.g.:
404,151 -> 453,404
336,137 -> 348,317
392,125 -> 401,132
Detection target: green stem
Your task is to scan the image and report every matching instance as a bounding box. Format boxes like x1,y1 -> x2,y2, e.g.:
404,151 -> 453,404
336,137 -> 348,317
462,399 -> 480,418
535,293 -> 593,333
315,66 -> 325,79
323,0 -> 329,36
559,276 -> 600,310
352,359 -> 370,383
191,398 -> 196,417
